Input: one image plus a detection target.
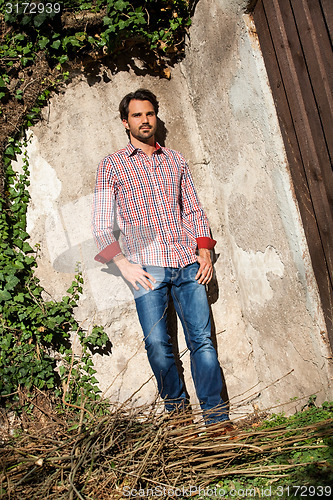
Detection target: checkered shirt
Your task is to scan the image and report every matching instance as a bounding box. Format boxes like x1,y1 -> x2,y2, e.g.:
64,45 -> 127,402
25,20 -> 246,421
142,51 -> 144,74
92,143 -> 216,268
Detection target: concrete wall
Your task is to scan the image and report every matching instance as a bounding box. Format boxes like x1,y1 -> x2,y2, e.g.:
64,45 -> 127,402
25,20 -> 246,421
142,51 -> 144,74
15,0 -> 332,417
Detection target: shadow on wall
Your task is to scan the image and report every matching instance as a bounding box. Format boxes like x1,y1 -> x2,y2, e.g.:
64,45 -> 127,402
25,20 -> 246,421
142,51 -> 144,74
51,223 -> 228,407
69,42 -> 184,89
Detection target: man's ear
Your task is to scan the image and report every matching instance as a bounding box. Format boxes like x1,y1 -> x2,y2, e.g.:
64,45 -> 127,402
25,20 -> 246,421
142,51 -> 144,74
122,118 -> 129,130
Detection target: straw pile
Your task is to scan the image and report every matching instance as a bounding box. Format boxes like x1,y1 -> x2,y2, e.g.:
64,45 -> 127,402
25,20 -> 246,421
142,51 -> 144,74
0,396 -> 332,500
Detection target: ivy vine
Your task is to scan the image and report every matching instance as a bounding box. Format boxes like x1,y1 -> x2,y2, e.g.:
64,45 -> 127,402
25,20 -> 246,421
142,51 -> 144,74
0,131 -> 109,407
0,0 -> 191,75
0,0 -> 193,410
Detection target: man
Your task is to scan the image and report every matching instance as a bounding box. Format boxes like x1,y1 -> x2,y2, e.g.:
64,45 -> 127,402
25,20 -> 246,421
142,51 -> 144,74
92,88 -> 230,425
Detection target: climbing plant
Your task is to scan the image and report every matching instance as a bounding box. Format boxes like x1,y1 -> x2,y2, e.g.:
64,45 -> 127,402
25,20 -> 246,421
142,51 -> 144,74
0,0 -> 193,408
0,131 -> 109,407
0,0 -> 191,75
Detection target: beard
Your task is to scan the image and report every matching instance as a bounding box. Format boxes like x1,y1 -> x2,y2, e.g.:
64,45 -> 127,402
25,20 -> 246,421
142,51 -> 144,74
133,125 -> 156,142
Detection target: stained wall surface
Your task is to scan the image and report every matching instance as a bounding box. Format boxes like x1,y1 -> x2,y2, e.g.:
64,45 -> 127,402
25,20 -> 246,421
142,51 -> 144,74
16,0 -> 332,417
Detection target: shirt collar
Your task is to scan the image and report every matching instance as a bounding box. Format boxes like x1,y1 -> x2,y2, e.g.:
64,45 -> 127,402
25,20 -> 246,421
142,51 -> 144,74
125,142 -> 164,156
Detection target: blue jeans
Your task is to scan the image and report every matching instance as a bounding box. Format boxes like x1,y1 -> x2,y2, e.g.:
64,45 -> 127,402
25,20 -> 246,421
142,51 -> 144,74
134,262 -> 229,424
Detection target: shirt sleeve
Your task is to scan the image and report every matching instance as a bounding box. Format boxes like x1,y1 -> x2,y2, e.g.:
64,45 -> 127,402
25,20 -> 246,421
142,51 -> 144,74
180,159 -> 217,250
91,157 -> 122,263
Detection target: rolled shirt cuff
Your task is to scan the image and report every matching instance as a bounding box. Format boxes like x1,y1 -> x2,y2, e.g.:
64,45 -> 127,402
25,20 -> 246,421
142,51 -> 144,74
94,241 -> 122,264
196,236 -> 217,250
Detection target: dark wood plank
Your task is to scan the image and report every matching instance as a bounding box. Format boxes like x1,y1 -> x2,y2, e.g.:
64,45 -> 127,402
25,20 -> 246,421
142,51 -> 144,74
291,0 -> 333,175
320,0 -> 333,45
253,0 -> 333,345
262,0 -> 333,281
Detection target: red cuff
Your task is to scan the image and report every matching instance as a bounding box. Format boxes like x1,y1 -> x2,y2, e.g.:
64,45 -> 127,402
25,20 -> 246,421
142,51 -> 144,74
94,242 -> 122,264
196,237 -> 217,250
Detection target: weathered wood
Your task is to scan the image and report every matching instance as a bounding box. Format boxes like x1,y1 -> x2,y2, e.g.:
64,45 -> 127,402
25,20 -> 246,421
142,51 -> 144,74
291,0 -> 333,183
253,0 -> 333,346
320,0 -> 333,45
263,0 -> 333,280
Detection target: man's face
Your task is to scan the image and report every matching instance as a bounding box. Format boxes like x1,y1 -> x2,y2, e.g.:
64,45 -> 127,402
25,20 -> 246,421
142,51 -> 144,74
122,99 -> 157,143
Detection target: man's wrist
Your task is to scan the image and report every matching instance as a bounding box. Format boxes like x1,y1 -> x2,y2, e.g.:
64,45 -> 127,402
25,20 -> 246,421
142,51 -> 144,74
198,247 -> 213,266
113,253 -> 128,269
198,248 -> 211,256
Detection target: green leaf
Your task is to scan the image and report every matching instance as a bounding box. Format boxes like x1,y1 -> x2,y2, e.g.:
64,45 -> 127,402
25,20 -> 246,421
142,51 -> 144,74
118,19 -> 127,30
24,256 -> 35,265
5,275 -> 20,291
114,0 -> 129,11
34,14 -> 47,28
5,146 -> 15,157
21,57 -> 31,67
75,33 -> 86,42
59,55 -> 68,64
18,230 -> 29,240
22,242 -> 33,253
15,34 -> 26,42
38,37 -> 49,50
68,424 -> 79,431
14,293 -> 25,303
51,40 -> 61,50
0,290 -> 11,302
63,36 -> 82,49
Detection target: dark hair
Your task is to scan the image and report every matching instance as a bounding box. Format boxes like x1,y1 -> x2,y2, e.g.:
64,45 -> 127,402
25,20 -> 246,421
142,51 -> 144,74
119,88 -> 159,120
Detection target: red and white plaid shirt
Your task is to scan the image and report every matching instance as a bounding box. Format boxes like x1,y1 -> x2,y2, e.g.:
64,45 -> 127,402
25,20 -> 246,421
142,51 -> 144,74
92,143 -> 216,267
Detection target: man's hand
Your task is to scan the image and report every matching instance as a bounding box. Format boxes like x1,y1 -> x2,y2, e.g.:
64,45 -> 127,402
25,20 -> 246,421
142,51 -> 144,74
195,248 -> 213,284
113,254 -> 156,291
